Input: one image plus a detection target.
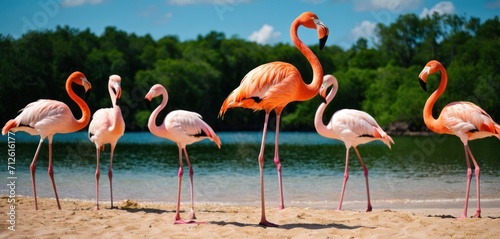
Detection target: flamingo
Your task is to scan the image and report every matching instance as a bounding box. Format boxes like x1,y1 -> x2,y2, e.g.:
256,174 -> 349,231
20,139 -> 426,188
219,12 -> 329,227
2,71 -> 92,210
418,60 -> 500,219
88,75 -> 125,210
145,84 -> 221,224
314,75 -> 394,212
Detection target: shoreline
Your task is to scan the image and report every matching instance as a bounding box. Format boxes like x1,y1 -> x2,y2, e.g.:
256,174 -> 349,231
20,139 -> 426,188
2,196 -> 499,238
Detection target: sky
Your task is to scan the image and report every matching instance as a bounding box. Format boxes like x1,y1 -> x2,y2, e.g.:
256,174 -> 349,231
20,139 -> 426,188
0,0 -> 499,49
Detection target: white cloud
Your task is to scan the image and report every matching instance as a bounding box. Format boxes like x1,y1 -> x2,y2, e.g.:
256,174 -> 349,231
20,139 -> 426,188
167,0 -> 250,6
352,21 -> 377,41
420,1 -> 455,18
354,0 -> 423,12
61,0 -> 106,8
486,0 -> 500,9
156,12 -> 173,25
248,24 -> 281,45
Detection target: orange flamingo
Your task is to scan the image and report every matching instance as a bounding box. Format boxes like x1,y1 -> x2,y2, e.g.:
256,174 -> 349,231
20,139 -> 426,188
2,71 -> 92,210
219,12 -> 329,227
315,75 -> 394,212
145,84 -> 221,224
418,60 -> 500,219
88,75 -> 125,210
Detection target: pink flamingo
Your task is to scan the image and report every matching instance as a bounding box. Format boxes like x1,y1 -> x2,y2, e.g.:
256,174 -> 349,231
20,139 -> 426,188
145,84 -> 221,224
2,71 -> 92,210
219,11 -> 329,227
314,75 -> 394,212
88,75 -> 125,210
418,60 -> 500,219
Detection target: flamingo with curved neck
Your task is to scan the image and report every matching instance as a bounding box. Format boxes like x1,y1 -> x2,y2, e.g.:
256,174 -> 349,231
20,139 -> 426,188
2,71 -> 92,210
219,12 -> 329,227
88,75 -> 125,210
146,84 -> 221,225
315,75 -> 394,212
418,60 -> 500,219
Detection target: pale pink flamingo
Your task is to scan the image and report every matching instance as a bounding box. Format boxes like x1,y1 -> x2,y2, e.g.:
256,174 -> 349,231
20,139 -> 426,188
314,75 -> 394,212
145,84 -> 221,224
219,12 -> 329,227
2,71 -> 92,210
88,75 -> 125,210
418,60 -> 500,219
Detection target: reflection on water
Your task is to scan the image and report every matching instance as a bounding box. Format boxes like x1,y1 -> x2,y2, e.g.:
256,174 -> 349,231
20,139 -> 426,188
1,132 -> 499,211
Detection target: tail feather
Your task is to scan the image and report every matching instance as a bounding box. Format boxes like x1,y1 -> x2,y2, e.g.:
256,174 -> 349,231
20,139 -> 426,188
495,123 -> 500,140
373,126 -> 394,149
2,120 -> 17,135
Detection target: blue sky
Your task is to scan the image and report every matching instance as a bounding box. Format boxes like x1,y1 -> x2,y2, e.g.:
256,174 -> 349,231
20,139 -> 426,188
1,0 -> 499,49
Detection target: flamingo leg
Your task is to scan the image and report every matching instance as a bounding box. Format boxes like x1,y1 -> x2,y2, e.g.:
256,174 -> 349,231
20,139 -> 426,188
95,146 -> 101,210
338,147 -> 350,211
459,144 -> 473,219
109,144 -> 116,209
183,148 -> 200,221
466,145 -> 481,218
274,113 -> 285,210
30,138 -> 44,210
258,113 -> 278,227
353,147 -> 372,212
47,137 -> 61,210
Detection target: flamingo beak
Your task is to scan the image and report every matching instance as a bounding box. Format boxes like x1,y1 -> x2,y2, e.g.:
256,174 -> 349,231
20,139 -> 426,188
315,19 -> 329,50
144,90 -> 154,111
319,86 -> 327,104
418,66 -> 430,92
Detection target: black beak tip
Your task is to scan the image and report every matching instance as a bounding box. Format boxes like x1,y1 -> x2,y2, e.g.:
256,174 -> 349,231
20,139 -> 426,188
144,98 -> 152,111
319,35 -> 328,50
115,98 -> 121,107
419,79 -> 427,92
84,90 -> 91,101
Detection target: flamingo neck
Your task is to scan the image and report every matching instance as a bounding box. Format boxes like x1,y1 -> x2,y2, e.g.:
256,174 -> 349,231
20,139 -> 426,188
314,83 -> 338,138
148,90 -> 168,137
66,79 -> 90,131
110,90 -> 123,132
291,20 -> 323,101
423,65 -> 448,132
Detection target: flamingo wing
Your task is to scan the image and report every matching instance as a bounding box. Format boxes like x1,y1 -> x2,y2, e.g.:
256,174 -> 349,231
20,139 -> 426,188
88,108 -> 113,143
6,99 -> 75,137
165,110 -> 221,148
441,101 -> 500,140
331,109 -> 394,148
219,61 -> 301,114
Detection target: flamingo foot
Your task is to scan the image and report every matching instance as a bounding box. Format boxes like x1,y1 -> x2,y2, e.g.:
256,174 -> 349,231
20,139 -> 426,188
94,205 -> 100,211
259,220 -> 279,227
473,210 -> 481,218
457,215 -> 468,220
174,218 -> 207,225
189,212 -> 197,220
366,204 -> 372,212
277,205 -> 284,210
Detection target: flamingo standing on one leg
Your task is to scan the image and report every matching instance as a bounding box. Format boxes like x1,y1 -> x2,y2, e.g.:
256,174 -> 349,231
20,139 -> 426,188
314,75 -> 394,212
145,84 -> 221,224
88,75 -> 125,210
418,60 -> 500,219
219,12 -> 329,227
2,71 -> 92,210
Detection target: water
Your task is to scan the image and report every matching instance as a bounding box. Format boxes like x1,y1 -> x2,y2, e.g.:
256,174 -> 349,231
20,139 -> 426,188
2,131 -> 500,211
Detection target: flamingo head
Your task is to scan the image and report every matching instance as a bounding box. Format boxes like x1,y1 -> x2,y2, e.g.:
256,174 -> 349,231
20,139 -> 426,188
109,74 -> 122,106
319,74 -> 337,104
109,75 -> 122,99
298,12 -> 329,50
418,60 -> 443,92
145,84 -> 167,111
69,71 -> 92,100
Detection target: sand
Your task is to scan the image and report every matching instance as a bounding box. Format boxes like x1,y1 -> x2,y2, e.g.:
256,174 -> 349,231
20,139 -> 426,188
1,196 -> 499,238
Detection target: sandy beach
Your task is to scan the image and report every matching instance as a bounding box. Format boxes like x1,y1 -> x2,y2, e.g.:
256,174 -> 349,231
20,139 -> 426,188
1,196 -> 499,238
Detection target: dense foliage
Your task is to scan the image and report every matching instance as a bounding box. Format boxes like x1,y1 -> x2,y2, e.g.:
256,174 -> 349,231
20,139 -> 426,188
1,13 -> 499,133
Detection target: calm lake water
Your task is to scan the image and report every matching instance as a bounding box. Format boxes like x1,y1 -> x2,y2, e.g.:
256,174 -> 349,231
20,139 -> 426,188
2,131 -> 499,212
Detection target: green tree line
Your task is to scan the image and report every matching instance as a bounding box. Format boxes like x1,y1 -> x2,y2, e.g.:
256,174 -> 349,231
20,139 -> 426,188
1,13 -> 499,133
